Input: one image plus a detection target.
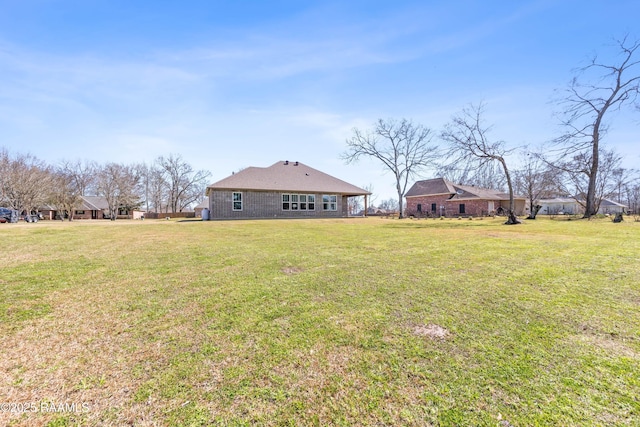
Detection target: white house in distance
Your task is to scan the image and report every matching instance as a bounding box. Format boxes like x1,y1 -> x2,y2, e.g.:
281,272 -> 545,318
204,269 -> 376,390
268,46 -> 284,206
538,197 -> 627,215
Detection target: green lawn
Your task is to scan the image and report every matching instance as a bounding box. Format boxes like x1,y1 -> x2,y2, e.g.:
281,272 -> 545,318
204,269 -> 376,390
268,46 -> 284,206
1,217 -> 639,426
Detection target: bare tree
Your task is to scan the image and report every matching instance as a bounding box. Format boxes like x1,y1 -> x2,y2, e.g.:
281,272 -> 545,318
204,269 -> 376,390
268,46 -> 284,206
378,198 -> 399,213
610,166 -> 636,205
96,163 -> 140,220
60,159 -> 97,196
437,155 -> 506,191
553,148 -> 623,214
342,118 -> 436,218
46,159 -> 97,221
441,103 -> 521,224
348,183 -> 377,215
347,196 -> 363,216
0,148 -> 9,205
136,162 -> 169,213
623,175 -> 640,215
514,150 -> 556,219
50,168 -> 83,221
552,35 -> 640,218
156,154 -> 211,213
0,150 -> 52,216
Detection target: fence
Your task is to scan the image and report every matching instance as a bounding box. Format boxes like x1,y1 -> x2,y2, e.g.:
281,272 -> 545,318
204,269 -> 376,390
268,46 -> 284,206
143,212 -> 196,219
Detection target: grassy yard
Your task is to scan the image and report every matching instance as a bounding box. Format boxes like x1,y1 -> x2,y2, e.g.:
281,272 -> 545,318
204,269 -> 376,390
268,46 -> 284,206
1,217 -> 638,426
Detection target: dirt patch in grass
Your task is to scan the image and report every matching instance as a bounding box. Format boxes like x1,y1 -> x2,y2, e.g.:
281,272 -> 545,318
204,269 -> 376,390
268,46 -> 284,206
412,324 -> 451,340
572,334 -> 638,359
281,266 -> 304,275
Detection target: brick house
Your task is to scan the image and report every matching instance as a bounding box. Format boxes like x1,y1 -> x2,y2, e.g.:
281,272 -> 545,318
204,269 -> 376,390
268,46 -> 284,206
405,178 -> 527,218
205,161 -> 371,219
40,196 -> 142,220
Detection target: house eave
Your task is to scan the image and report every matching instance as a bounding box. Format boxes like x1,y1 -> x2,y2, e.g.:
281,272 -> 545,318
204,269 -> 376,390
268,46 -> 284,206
405,192 -> 454,198
207,186 -> 370,196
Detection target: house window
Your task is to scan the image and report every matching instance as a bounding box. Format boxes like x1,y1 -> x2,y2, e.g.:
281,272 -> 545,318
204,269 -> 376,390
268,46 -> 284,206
75,210 -> 85,215
431,203 -> 437,212
323,195 -> 337,211
232,192 -> 242,211
282,194 -> 316,211
417,204 -> 422,213
459,203 -> 465,214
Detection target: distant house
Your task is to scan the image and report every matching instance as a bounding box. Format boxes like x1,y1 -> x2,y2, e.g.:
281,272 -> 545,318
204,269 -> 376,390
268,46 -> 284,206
537,198 -> 581,215
599,198 -> 627,214
194,197 -> 208,217
40,196 -> 142,220
538,197 -> 627,215
205,161 -> 371,219
405,178 -> 527,217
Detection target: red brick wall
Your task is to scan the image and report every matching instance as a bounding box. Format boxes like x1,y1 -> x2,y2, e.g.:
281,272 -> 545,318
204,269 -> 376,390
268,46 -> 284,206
455,199 -> 493,216
406,195 -> 452,217
72,210 -> 95,220
406,195 -> 495,217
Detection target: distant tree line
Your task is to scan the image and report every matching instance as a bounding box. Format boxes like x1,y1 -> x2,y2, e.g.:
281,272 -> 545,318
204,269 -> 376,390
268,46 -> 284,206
0,150 -> 211,220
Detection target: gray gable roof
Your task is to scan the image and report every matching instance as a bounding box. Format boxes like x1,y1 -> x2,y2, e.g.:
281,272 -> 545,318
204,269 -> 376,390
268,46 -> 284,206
194,197 -> 209,209
80,196 -> 110,210
600,198 -> 627,208
206,161 -> 370,196
405,178 -> 456,197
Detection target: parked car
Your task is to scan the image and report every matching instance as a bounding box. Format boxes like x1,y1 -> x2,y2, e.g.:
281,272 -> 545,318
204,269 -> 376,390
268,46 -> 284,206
0,207 -> 20,223
23,211 -> 40,222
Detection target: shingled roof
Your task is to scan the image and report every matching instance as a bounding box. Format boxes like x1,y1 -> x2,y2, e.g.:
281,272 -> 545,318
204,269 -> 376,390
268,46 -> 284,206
206,161 -> 370,196
405,178 -> 524,201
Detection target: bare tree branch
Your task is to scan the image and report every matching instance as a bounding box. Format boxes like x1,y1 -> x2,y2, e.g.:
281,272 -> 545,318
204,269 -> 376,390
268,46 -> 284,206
441,102 -> 521,224
551,35 -> 640,218
342,118 -> 437,218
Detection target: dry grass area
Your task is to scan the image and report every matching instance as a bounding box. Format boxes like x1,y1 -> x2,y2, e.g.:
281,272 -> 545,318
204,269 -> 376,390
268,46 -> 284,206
1,217 -> 639,426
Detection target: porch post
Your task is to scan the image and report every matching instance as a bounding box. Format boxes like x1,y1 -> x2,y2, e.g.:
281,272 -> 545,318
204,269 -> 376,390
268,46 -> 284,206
364,194 -> 368,217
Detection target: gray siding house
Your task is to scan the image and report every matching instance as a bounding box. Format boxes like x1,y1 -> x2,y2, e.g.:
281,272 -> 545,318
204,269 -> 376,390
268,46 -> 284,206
205,161 -> 371,219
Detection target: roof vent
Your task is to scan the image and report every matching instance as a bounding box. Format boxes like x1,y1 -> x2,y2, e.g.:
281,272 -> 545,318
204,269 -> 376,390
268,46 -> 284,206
284,160 -> 289,165
294,161 -> 299,166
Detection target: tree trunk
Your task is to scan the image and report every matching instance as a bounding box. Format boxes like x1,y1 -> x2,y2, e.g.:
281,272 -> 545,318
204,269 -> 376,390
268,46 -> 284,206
505,210 -> 522,225
501,157 -> 521,225
527,205 -> 542,220
584,135 -> 599,218
396,177 -> 404,219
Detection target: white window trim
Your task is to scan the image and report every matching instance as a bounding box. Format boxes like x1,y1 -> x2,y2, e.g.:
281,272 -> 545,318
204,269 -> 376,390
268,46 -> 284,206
232,192 -> 243,211
322,194 -> 337,211
282,193 -> 316,211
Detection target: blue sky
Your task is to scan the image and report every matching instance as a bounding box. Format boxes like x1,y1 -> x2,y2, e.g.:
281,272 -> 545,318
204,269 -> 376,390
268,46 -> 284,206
1,0 -> 639,202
